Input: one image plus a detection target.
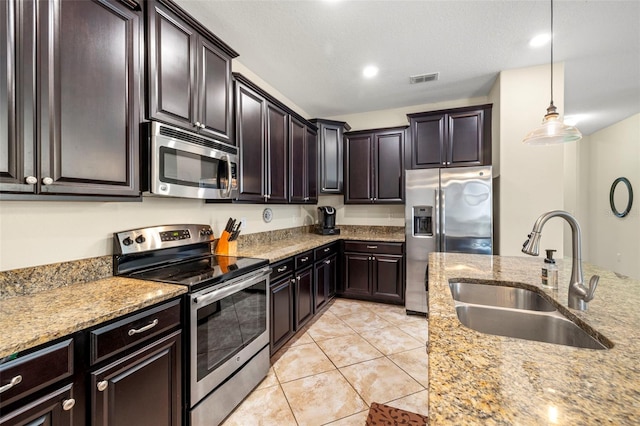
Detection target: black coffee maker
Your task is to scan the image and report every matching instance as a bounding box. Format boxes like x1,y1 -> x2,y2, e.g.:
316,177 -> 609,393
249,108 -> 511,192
316,206 -> 339,235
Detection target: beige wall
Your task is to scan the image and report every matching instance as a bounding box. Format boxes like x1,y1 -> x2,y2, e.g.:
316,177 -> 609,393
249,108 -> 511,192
496,63 -> 567,257
584,113 -> 640,279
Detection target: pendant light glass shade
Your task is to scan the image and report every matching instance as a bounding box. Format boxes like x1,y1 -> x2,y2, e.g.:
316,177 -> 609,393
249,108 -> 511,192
523,0 -> 582,145
523,103 -> 582,145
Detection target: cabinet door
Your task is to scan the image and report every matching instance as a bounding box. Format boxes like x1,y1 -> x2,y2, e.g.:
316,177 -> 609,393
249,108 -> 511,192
372,254 -> 404,303
373,130 -> 404,203
343,253 -> 371,296
236,83 -> 266,202
318,123 -> 343,194
410,114 -> 445,169
314,260 -> 328,311
0,0 -> 36,194
295,268 -> 314,329
305,127 -> 318,203
197,37 -> 232,142
344,134 -> 372,203
288,116 -> 306,203
448,110 -> 484,167
91,331 -> 181,426
265,102 -> 288,203
270,276 -> 294,354
38,0 -> 140,196
147,1 -> 197,131
0,384 -> 74,426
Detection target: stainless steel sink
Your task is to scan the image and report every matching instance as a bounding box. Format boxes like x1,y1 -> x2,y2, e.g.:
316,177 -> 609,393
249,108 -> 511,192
449,280 -> 613,350
449,281 -> 556,312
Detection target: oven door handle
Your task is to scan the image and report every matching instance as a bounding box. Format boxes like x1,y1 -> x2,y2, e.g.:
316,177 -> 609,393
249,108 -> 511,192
192,267 -> 271,306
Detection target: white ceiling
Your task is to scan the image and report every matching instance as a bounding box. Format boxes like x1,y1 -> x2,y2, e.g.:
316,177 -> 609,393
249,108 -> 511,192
176,0 -> 640,135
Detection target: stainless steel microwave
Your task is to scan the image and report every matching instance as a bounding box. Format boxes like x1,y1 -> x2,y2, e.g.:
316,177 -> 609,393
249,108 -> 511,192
142,122 -> 238,200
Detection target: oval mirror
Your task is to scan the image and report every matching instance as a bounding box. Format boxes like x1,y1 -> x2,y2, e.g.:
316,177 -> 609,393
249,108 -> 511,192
609,177 -> 633,218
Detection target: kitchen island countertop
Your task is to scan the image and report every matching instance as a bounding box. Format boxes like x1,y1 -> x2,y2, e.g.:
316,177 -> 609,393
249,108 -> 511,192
429,253 -> 639,425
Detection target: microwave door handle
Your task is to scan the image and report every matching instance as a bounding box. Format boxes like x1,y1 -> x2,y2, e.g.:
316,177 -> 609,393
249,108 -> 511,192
223,155 -> 232,198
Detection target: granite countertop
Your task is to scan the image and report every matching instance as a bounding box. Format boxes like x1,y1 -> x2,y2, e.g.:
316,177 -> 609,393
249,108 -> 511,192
237,229 -> 405,263
0,227 -> 404,360
428,253 -> 640,425
0,277 -> 186,359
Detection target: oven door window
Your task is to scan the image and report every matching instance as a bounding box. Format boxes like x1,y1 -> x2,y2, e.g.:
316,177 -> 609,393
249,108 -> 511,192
196,280 -> 267,381
159,146 -> 228,189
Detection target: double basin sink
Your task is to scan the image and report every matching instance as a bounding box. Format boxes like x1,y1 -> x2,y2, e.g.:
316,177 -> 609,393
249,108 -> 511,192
449,280 -> 613,350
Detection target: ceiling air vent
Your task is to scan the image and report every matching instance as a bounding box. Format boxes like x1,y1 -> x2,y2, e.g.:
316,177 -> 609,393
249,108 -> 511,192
409,72 -> 439,84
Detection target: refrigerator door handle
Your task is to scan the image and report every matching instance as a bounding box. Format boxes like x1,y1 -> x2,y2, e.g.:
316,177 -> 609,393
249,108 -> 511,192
440,188 -> 446,252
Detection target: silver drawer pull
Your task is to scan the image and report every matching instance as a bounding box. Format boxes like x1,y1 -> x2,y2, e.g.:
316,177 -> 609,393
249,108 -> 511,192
323,248 -> 330,252
128,319 -> 158,336
300,257 -> 309,262
62,399 -> 76,411
0,375 -> 22,394
366,245 -> 378,249
277,266 -> 288,272
97,380 -> 108,392
324,259 -> 331,265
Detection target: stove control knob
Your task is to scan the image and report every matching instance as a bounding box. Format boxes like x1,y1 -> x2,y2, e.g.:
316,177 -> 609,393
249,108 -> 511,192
122,237 -> 133,246
207,229 -> 213,235
135,235 -> 146,244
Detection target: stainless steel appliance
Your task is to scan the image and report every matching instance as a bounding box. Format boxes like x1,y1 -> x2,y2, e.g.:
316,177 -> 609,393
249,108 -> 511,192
113,224 -> 270,426
142,121 -> 239,200
405,166 -> 493,314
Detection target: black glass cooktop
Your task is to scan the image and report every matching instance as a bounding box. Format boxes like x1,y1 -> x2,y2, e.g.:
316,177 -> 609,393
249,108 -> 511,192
128,255 -> 268,292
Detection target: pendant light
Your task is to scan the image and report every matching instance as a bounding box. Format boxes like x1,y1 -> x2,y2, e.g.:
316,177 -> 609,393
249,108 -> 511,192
523,0 -> 582,145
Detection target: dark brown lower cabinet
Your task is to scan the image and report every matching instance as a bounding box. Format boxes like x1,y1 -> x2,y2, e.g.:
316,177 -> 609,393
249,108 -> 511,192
90,331 -> 181,426
341,241 -> 405,304
270,275 -> 294,354
372,255 -> 404,303
343,253 -> 371,297
0,384 -> 74,426
295,268 -> 314,329
314,253 -> 337,311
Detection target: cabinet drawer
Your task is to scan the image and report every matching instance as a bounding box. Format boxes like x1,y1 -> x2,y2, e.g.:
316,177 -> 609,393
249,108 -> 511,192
0,339 -> 73,408
314,243 -> 337,261
343,241 -> 404,255
90,299 -> 181,365
270,258 -> 295,282
294,251 -> 314,270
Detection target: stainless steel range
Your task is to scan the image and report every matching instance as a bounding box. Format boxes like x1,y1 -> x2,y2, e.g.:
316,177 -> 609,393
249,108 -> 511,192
113,224 -> 270,426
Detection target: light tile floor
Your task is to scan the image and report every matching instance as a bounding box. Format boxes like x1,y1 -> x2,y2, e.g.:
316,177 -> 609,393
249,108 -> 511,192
222,298 -> 429,426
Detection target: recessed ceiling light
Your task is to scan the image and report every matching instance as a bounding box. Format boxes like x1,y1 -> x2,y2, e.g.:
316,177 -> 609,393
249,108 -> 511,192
362,65 -> 378,78
529,33 -> 551,48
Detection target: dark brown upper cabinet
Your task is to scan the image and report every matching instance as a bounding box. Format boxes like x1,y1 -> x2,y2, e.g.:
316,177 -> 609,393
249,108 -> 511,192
1,0 -> 142,198
407,104 -> 492,169
289,117 -> 317,204
310,119 -> 350,194
147,0 -> 238,143
344,127 -> 405,204
234,75 -> 289,203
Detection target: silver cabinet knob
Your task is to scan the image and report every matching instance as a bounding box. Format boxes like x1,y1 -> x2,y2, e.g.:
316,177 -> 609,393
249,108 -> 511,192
42,177 -> 53,185
25,176 -> 37,185
97,380 -> 108,392
62,399 -> 76,411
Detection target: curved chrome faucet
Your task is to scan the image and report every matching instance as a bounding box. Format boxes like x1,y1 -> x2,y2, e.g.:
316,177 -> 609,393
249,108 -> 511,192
522,210 -> 599,310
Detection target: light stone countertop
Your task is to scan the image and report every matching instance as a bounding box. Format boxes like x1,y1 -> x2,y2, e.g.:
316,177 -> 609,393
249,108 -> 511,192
237,229 -> 405,263
0,228 -> 404,360
428,253 -> 640,425
0,277 -> 186,359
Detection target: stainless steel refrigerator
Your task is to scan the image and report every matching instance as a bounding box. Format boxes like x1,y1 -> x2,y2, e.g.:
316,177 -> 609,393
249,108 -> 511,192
405,166 -> 493,314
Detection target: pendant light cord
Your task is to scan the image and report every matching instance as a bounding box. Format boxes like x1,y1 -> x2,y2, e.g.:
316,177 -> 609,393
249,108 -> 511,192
550,0 -> 554,106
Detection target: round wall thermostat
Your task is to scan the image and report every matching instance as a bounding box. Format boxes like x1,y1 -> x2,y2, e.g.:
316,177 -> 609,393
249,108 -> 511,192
262,208 -> 273,223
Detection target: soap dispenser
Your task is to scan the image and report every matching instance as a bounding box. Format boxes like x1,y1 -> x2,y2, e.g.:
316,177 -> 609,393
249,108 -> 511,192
541,249 -> 558,289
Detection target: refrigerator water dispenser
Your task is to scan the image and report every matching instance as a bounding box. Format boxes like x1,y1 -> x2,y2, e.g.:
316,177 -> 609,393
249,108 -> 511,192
413,206 -> 433,236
